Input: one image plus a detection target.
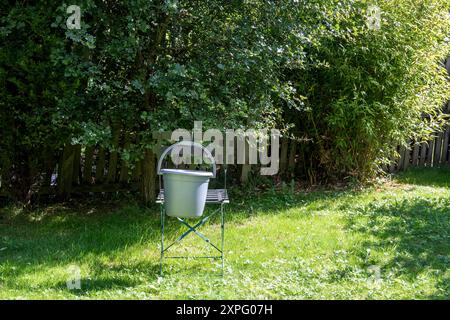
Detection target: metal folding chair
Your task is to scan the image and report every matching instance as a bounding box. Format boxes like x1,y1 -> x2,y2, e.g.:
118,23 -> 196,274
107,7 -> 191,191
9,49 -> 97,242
156,142 -> 229,276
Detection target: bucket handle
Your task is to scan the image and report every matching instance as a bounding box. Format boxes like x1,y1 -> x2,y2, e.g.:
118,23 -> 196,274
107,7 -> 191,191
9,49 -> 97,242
157,141 -> 216,178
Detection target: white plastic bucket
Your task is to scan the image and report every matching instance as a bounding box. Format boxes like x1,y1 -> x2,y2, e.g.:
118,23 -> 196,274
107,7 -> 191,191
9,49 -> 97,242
161,169 -> 213,218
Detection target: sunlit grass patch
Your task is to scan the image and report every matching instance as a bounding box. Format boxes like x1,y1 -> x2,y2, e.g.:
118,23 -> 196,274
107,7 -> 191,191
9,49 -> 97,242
0,168 -> 449,299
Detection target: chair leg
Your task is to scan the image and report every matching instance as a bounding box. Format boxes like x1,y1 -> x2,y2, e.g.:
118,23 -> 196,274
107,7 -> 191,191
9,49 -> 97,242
158,204 -> 226,276
221,203 -> 225,276
160,205 -> 165,277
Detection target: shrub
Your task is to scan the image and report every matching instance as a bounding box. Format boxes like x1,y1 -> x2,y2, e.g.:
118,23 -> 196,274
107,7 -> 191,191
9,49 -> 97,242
284,0 -> 450,182
0,1 -> 74,202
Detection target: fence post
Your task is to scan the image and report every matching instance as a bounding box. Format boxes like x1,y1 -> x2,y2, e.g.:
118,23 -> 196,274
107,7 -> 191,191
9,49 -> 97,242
141,148 -> 156,203
107,126 -> 121,183
412,143 -> 420,167
58,144 -> 75,196
426,139 -> 435,167
240,136 -> 251,184
95,147 -> 106,183
288,140 -> 297,176
72,145 -> 81,185
119,132 -> 131,183
42,148 -> 56,189
403,142 -> 411,170
398,146 -> 406,171
434,132 -> 443,167
279,137 -> 289,175
83,146 -> 95,184
443,127 -> 450,164
419,142 -> 427,166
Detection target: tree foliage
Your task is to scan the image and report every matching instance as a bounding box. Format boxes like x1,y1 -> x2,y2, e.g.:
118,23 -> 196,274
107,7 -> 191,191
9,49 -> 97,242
0,0 -> 449,202
0,0 -> 70,201
283,0 -> 450,182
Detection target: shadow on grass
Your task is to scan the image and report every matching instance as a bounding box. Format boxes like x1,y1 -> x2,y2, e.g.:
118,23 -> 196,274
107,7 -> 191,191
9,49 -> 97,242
3,167 -> 448,297
345,197 -> 450,299
0,188 -> 353,289
51,261 -> 162,296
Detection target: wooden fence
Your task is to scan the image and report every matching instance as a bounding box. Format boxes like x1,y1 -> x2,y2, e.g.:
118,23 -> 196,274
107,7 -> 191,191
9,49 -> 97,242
39,132 -> 176,198
1,125 -> 450,200
54,119 -> 450,196
387,127 -> 450,173
0,131 -> 173,200
386,91 -> 450,173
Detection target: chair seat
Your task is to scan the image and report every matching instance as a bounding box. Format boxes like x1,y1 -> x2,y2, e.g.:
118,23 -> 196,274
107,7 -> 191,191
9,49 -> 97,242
156,188 -> 229,204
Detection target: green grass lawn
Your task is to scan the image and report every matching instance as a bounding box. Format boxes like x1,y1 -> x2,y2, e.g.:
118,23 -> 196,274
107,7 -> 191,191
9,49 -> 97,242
0,167 -> 449,300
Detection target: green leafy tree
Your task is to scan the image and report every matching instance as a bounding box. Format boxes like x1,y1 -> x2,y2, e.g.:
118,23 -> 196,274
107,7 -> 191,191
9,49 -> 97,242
1,0 -> 304,202
283,0 -> 450,182
51,0 -> 312,201
0,1 -> 78,202
1,0 -> 448,203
